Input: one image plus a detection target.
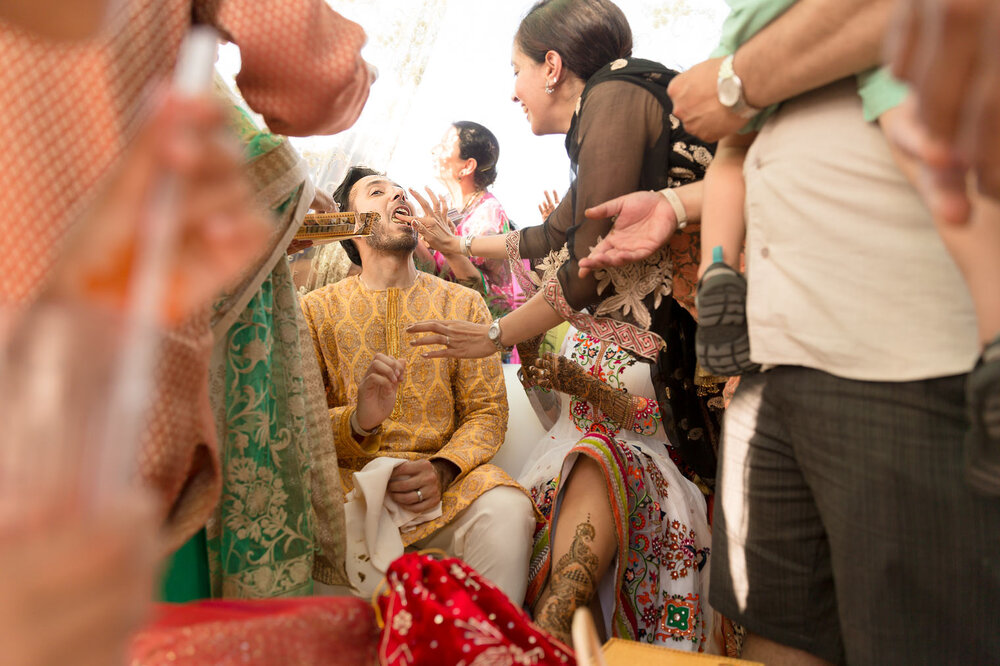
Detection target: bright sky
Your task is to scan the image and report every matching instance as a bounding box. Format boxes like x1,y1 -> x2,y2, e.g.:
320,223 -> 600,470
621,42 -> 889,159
218,0 -> 729,227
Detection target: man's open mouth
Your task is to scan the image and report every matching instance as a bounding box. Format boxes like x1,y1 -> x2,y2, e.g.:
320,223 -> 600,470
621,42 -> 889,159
391,204 -> 412,225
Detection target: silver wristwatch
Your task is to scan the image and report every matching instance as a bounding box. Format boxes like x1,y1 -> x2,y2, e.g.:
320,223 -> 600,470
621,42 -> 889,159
717,54 -> 760,120
487,318 -> 506,352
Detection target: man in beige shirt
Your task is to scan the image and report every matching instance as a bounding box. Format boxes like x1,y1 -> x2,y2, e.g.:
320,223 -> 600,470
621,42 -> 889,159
585,1 -> 999,663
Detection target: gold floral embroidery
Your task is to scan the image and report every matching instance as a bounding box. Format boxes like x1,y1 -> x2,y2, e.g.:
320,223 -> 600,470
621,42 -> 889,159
671,141 -> 713,169
529,245 -> 571,288
593,246 -> 674,330
386,288 -> 405,420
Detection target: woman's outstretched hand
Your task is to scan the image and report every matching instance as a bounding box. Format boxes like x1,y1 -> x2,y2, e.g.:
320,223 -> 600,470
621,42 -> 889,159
404,188 -> 461,255
407,320 -> 495,359
577,190 -> 678,277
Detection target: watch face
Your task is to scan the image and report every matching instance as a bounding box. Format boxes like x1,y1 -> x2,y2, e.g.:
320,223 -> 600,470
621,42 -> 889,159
488,322 -> 500,341
718,77 -> 741,108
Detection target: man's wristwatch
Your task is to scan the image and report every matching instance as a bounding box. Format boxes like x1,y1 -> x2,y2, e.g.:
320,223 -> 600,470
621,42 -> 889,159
487,318 -> 506,353
717,54 -> 760,120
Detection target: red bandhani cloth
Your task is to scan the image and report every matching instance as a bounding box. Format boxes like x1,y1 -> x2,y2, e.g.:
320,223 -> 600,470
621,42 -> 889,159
377,553 -> 576,665
129,597 -> 378,665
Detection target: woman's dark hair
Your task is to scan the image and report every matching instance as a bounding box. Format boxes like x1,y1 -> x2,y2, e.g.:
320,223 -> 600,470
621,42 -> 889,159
453,121 -> 500,189
333,165 -> 380,267
515,0 -> 632,82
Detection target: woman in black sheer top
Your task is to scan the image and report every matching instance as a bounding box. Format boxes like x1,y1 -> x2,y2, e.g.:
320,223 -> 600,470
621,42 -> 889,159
411,0 -> 720,467
408,0 -> 729,645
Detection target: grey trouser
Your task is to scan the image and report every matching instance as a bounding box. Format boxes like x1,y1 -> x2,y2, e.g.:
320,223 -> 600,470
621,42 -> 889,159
711,367 -> 1000,664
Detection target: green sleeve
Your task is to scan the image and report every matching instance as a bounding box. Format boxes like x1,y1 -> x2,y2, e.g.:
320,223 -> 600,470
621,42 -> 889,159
856,67 -> 910,122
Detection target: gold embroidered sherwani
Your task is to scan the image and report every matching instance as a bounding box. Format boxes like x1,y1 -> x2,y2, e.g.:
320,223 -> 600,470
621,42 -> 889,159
301,273 -> 524,572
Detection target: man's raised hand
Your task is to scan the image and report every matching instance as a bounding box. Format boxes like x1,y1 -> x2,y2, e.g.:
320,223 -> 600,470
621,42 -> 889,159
355,353 -> 405,433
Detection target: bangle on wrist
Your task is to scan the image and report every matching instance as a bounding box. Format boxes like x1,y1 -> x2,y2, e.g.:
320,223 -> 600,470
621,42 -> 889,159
657,188 -> 688,230
460,235 -> 474,256
350,409 -> 381,437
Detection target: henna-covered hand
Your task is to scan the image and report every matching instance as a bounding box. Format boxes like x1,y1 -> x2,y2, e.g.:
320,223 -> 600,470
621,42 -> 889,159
528,353 -> 636,431
516,333 -> 546,389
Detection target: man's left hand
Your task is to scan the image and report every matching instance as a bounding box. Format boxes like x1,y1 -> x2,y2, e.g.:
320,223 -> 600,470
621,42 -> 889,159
668,57 -> 746,142
388,460 -> 452,512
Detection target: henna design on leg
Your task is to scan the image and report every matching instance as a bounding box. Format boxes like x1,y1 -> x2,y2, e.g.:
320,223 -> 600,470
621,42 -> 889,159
534,518 -> 600,645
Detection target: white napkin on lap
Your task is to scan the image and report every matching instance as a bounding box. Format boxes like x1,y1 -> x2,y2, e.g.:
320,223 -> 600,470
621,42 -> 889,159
343,457 -> 442,597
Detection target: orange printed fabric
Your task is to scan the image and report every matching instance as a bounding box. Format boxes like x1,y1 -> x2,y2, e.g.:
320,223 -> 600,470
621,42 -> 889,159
0,0 -> 367,549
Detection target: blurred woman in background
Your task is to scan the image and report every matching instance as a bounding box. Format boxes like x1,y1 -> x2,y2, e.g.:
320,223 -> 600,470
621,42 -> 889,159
415,121 -> 524,322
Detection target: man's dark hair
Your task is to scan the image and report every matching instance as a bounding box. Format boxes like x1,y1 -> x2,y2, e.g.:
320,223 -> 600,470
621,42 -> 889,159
453,121 -> 500,190
515,0 -> 632,82
333,165 -> 380,267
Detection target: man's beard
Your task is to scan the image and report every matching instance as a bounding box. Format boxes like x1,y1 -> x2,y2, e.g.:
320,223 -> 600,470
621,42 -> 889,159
365,222 -> 418,255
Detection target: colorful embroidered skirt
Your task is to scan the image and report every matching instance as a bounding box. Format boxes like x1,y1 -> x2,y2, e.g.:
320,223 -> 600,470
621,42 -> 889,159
525,432 -> 715,652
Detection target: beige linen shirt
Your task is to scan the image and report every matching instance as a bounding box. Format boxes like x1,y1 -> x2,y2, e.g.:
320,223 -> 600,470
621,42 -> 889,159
744,79 -> 977,381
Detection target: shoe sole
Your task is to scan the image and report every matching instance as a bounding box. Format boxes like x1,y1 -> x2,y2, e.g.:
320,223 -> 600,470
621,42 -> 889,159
696,271 -> 759,376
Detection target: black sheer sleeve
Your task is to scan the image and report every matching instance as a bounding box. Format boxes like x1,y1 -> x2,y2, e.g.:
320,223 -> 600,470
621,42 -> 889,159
520,81 -> 663,312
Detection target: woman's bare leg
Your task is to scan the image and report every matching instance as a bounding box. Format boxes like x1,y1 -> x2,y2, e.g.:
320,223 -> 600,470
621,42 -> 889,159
533,455 -> 617,644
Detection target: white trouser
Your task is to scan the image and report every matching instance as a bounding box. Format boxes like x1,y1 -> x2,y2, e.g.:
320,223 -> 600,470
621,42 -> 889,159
411,486 -> 535,605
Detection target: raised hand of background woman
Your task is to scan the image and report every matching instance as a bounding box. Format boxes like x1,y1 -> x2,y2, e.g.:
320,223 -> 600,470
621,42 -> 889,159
538,189 -> 560,221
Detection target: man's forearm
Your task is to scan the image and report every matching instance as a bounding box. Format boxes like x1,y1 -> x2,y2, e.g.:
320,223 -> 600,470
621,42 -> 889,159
738,0 -> 896,109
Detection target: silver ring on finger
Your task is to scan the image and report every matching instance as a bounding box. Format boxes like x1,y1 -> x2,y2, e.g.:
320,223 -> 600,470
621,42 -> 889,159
416,488 -> 424,502
445,335 -> 450,348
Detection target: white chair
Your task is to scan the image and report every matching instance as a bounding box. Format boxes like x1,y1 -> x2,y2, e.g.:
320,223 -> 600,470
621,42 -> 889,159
492,364 -> 548,479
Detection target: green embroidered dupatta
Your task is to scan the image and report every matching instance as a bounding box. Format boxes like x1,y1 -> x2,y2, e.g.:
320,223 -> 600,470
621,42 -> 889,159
204,85 -> 347,598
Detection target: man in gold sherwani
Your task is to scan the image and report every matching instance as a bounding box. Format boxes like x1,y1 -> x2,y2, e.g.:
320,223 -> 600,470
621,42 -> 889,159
300,167 -> 535,603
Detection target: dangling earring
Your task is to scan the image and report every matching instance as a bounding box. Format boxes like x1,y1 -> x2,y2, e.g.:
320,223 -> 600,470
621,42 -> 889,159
545,80 -> 554,95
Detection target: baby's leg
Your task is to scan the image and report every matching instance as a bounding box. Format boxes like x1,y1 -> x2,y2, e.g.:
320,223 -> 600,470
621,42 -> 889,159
696,132 -> 761,375
700,133 -> 756,277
